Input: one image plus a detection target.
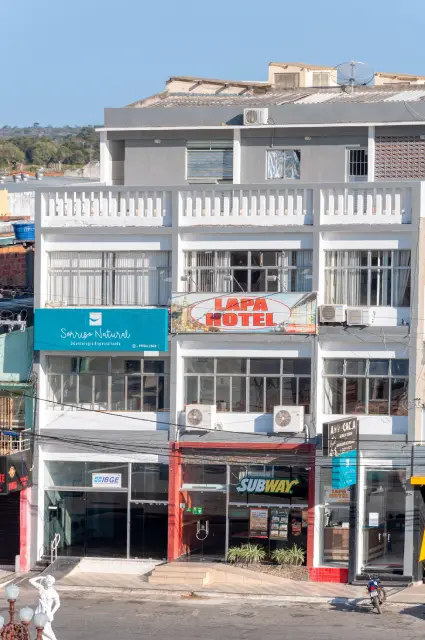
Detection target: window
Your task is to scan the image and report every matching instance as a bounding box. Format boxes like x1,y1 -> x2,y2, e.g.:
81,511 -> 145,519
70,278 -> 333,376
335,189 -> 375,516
325,250 -> 411,307
47,356 -> 169,412
274,73 -> 300,89
0,391 -> 26,428
186,141 -> 233,182
184,250 -> 312,293
348,148 -> 368,182
48,251 -> 171,307
267,150 -> 301,180
323,359 -> 408,416
312,72 -> 331,87
184,357 -> 311,413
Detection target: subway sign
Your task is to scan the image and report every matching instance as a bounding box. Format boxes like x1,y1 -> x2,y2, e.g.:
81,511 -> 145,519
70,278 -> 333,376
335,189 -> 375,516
236,477 -> 300,494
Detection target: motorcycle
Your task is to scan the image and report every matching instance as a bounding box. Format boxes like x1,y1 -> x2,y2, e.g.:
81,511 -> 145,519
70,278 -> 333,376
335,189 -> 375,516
366,574 -> 386,613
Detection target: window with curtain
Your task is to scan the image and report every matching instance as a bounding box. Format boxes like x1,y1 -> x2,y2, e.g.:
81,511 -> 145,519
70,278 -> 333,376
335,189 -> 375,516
48,251 -> 171,306
266,150 -> 301,180
323,358 -> 408,416
324,250 -> 411,307
186,141 -> 233,181
184,357 -> 311,413
184,250 -> 312,293
47,356 -> 169,412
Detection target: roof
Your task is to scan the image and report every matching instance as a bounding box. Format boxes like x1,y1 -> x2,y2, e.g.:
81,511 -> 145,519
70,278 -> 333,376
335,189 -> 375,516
166,75 -> 270,88
376,70 -> 425,80
270,61 -> 333,70
128,84 -> 425,109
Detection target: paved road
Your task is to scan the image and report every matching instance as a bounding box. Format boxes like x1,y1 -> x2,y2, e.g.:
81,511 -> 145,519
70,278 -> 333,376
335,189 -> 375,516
1,593 -> 425,639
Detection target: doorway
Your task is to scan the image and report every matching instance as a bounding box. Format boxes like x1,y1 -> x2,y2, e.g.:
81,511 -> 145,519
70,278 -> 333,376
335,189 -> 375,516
182,491 -> 227,561
130,503 -> 168,559
363,469 -> 406,572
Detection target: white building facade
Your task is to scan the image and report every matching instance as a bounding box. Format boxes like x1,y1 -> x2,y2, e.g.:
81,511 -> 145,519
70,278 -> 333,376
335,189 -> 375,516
32,73 -> 425,582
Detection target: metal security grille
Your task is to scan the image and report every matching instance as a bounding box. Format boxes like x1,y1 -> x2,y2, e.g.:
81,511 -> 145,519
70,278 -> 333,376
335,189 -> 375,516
348,148 -> 368,181
376,136 -> 425,179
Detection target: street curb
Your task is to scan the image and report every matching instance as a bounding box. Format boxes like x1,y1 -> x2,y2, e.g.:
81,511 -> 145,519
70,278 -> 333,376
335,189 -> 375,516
56,584 -> 370,605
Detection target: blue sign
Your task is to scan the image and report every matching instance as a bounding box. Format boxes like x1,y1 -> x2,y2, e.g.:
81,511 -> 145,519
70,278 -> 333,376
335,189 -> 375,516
332,450 -> 357,489
34,308 -> 168,352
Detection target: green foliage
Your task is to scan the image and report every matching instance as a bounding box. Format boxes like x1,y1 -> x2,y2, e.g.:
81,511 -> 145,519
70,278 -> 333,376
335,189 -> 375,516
226,543 -> 266,564
0,125 -> 99,167
271,545 -> 306,566
0,141 -> 25,168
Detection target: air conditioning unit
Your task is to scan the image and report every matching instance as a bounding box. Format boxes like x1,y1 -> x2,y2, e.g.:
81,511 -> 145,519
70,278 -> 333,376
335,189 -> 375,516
346,307 -> 374,326
184,404 -> 216,431
319,304 -> 346,324
273,406 -> 305,434
243,108 -> 269,126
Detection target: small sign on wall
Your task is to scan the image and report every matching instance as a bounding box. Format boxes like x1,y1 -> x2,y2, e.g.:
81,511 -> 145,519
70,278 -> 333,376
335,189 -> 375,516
92,473 -> 122,488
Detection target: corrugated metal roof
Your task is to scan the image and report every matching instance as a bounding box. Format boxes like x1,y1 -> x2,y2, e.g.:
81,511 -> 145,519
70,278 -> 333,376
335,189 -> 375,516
132,86 -> 425,109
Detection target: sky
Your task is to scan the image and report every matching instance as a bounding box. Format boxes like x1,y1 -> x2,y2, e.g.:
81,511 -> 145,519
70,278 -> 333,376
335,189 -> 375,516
2,0 -> 425,126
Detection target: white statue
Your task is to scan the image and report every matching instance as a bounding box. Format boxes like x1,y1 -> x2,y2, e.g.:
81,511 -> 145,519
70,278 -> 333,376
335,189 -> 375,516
29,575 -> 60,640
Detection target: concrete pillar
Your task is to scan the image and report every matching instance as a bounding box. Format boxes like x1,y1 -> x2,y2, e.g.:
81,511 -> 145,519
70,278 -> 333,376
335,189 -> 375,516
367,126 -> 375,182
99,131 -> 112,185
233,129 -> 241,184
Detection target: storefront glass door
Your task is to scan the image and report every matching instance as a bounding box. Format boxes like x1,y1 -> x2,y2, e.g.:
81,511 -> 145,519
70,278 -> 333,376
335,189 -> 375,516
363,469 -> 406,572
130,503 -> 168,559
182,491 -> 227,561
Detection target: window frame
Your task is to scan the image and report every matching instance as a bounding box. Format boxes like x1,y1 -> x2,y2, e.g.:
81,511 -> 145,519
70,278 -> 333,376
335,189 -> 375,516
47,356 -> 169,412
323,358 -> 408,416
183,249 -> 313,294
184,357 -> 311,414
185,140 -> 234,183
346,147 -> 368,182
266,148 -> 301,181
47,251 -> 171,307
324,249 -> 411,307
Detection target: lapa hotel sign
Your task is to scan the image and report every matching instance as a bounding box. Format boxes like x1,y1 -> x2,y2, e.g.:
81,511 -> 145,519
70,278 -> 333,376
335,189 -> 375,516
35,308 -> 168,351
172,293 -> 317,334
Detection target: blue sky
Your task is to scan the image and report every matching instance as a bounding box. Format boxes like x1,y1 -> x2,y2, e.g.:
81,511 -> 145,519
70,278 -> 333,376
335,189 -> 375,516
2,0 -> 425,126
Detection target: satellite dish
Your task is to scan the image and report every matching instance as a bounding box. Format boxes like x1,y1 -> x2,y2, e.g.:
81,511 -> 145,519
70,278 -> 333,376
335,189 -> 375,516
332,60 -> 375,88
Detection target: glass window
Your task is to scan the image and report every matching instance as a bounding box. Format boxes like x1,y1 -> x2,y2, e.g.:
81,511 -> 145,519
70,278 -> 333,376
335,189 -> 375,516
267,149 -> 301,180
324,250 -> 411,307
47,357 -> 169,413
131,463 -> 169,501
183,250 -> 312,294
323,358 -> 408,416
48,250 -> 171,307
184,358 -> 311,413
320,467 -> 349,566
85,462 -> 128,488
184,358 -> 214,374
369,360 -> 389,376
250,359 -> 280,375
45,461 -> 86,487
216,358 -> 246,374
182,464 -> 227,486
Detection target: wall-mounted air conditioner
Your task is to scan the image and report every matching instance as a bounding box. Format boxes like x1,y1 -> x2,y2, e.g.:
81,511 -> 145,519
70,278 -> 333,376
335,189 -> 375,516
319,304 -> 346,324
346,307 -> 374,326
184,404 -> 217,431
273,406 -> 304,434
243,108 -> 269,126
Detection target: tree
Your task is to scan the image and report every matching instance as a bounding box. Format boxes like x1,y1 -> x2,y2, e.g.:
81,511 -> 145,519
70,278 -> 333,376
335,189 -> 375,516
28,140 -> 59,166
0,142 -> 25,168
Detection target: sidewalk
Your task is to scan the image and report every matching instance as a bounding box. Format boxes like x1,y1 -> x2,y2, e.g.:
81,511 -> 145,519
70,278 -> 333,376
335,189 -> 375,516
51,563 -> 394,604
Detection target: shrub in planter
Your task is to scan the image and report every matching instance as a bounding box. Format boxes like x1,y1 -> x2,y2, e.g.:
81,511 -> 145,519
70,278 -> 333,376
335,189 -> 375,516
227,543 -> 266,564
272,545 -> 306,566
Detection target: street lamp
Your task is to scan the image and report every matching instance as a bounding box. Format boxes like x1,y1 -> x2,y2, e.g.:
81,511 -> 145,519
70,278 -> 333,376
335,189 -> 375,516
0,584 -> 47,639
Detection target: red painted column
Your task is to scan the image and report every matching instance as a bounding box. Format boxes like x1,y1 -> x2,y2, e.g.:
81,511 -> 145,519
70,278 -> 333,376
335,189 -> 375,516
168,443 -> 182,561
19,489 -> 30,572
306,457 -> 315,569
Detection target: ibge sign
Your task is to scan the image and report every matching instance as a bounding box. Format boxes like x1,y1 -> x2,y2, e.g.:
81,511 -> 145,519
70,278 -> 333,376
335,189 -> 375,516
34,308 -> 168,352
